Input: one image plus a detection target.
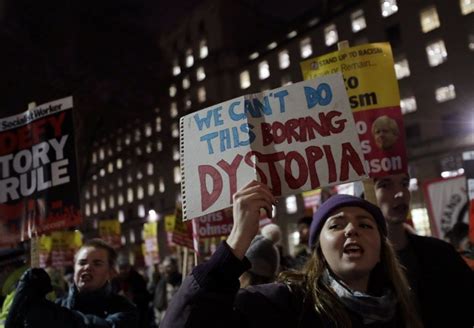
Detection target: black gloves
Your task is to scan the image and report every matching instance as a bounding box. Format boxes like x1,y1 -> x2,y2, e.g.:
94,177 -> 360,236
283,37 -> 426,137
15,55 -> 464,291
5,268 -> 53,328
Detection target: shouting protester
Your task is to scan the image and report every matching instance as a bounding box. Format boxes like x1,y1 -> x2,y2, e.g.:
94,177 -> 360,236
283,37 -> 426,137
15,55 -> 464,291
5,239 -> 138,328
161,180 -> 422,328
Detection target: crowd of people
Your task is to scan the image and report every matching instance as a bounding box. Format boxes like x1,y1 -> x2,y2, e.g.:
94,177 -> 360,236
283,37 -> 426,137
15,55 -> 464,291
1,173 -> 473,327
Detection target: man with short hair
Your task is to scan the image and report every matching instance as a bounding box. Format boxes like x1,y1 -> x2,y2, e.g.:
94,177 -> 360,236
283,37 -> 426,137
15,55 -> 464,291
373,173 -> 473,327
6,239 -> 138,328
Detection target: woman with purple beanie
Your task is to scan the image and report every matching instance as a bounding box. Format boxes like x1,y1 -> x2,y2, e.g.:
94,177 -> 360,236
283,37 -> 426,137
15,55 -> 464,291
162,181 -> 422,328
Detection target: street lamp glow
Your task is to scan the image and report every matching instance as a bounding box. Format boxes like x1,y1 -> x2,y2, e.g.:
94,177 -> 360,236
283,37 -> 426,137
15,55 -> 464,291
148,209 -> 159,222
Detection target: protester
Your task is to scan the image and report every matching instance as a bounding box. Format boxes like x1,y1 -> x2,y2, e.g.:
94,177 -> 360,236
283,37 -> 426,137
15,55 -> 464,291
161,180 -> 422,328
292,216 -> 312,269
445,221 -> 474,270
153,256 -> 181,327
114,253 -> 151,327
373,173 -> 474,327
5,238 -> 138,327
239,235 -> 279,288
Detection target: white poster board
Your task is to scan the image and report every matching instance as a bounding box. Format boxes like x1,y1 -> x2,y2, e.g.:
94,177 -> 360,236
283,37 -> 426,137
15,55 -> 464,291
180,73 -> 367,220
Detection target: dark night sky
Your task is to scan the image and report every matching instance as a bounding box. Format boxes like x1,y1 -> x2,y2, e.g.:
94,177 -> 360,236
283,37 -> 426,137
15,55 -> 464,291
0,0 -> 324,181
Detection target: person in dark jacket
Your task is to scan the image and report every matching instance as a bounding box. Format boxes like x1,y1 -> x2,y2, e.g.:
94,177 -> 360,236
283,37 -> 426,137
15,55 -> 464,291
5,238 -> 138,328
373,173 -> 474,327
161,180 -> 422,328
153,256 -> 181,327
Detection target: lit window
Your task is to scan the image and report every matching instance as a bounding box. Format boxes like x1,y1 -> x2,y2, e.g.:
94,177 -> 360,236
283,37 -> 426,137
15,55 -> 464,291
118,210 -> 125,223
173,145 -> 180,161
460,0 -> 474,15
381,0 -> 398,17
117,177 -> 123,187
159,177 -> 165,192
169,84 -> 177,97
278,50 -> 290,69
146,142 -> 152,154
156,117 -> 162,132
118,193 -> 124,206
249,52 -> 259,60
174,166 -> 181,183
109,195 -> 115,209
196,67 -> 206,81
170,103 -> 178,118
85,190 -> 90,200
129,230 -> 136,243
182,76 -> 190,90
107,162 -> 114,174
240,70 -> 251,89
435,84 -> 456,102
258,61 -> 270,80
116,158 -> 122,169
148,182 -> 155,196
400,96 -> 417,114
281,75 -> 292,86
307,17 -> 319,27
134,128 -> 141,142
127,174 -> 132,183
426,40 -> 447,67
411,208 -> 431,236
285,195 -> 297,214
92,174 -> 97,181
470,34 -> 474,51
107,147 -> 113,157
157,140 -> 163,152
144,123 -> 152,137
136,170 -> 143,180
125,134 -> 131,145
99,148 -> 105,160
85,203 -> 90,216
184,95 -> 191,110
324,24 -> 338,46
135,146 -> 142,156
300,38 -> 313,58
394,57 -> 410,79
138,204 -> 145,217
172,123 -> 179,138
185,49 -> 194,68
287,30 -> 297,39
127,188 -> 134,203
137,185 -> 144,200
198,86 -> 206,103
172,59 -> 181,76
420,6 -> 440,33
100,198 -> 106,212
93,202 -> 98,214
199,39 -> 208,58
267,42 -> 277,50
351,9 -> 367,32
92,152 -> 97,164
147,162 -> 154,175
92,184 -> 98,196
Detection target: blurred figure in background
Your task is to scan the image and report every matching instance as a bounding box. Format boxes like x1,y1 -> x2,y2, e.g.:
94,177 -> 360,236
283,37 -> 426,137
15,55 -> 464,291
260,224 -> 292,272
374,173 -> 473,327
153,257 -> 181,327
115,253 -> 151,327
445,221 -> 474,270
239,234 -> 279,288
292,216 -> 312,269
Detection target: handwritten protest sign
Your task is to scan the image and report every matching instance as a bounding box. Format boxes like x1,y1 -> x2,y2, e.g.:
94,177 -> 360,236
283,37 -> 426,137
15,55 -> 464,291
180,73 -> 367,220
301,43 -> 407,177
0,97 -> 81,249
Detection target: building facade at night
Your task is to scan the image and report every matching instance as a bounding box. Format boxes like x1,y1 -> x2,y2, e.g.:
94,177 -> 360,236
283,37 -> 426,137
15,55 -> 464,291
83,0 -> 474,254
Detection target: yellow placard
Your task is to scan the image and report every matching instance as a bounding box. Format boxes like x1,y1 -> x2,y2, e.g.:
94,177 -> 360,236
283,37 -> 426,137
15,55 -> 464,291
301,43 -> 399,112
99,219 -> 121,236
143,222 -> 157,239
165,214 -> 176,232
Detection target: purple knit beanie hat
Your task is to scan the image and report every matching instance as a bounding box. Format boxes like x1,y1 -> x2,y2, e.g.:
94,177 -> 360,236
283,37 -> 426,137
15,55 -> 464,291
308,194 -> 387,248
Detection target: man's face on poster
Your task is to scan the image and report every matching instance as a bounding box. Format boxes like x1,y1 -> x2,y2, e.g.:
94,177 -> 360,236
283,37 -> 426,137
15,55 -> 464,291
372,116 -> 399,150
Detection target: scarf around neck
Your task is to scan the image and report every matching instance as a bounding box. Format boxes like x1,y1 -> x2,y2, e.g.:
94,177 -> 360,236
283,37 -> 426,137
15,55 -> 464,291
322,270 -> 397,324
